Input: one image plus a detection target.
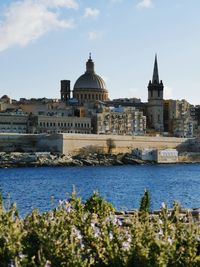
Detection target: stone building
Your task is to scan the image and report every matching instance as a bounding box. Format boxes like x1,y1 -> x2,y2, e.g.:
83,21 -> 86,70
0,95 -> 14,112
164,99 -> 194,137
0,110 -> 28,133
94,106 -> 146,135
191,105 -> 200,123
147,55 -> 164,132
28,115 -> 91,134
72,54 -> 109,104
172,117 -> 194,137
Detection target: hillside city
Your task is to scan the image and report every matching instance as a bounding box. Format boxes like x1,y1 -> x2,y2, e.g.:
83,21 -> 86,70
0,54 -> 199,138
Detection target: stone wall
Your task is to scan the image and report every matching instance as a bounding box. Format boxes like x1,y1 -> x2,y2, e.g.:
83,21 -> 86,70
0,133 -> 192,155
62,134 -> 188,155
0,133 -> 63,153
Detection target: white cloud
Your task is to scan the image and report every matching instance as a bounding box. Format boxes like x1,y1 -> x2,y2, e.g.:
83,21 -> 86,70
84,8 -> 100,19
0,0 -> 78,52
137,0 -> 153,9
88,31 -> 102,40
40,0 -> 79,9
164,86 -> 173,99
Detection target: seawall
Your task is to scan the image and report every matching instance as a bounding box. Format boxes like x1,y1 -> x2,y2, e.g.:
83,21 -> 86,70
0,133 -> 192,155
62,134 -> 188,154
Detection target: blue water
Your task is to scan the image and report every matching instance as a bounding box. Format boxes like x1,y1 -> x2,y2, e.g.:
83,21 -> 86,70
0,164 -> 200,216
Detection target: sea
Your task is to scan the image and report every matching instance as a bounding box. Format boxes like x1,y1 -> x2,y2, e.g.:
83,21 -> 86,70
0,164 -> 200,216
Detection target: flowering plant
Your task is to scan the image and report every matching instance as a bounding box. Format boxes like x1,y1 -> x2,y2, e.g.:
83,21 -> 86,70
0,192 -> 199,266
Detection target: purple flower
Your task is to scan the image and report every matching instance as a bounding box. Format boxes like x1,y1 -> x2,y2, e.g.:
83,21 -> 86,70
122,241 -> 130,251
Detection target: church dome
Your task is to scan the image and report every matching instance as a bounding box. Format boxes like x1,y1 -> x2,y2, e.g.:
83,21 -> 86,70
74,72 -> 107,91
73,55 -> 108,103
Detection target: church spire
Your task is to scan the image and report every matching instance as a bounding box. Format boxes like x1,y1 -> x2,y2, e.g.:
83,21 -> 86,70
152,54 -> 159,83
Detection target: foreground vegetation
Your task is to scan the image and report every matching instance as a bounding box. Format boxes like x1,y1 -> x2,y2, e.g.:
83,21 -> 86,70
0,192 -> 200,267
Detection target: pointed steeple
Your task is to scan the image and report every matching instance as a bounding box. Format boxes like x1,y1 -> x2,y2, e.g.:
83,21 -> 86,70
86,53 -> 95,73
152,54 -> 159,83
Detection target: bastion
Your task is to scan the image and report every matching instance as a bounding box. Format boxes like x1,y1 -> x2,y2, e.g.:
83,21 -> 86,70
0,133 -> 193,155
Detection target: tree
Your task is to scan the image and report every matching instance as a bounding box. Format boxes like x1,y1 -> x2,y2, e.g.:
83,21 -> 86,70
139,189 -> 151,213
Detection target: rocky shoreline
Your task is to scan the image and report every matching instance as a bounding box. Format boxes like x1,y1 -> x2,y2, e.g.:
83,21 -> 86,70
116,207 -> 200,224
0,152 -> 149,168
0,152 -> 200,168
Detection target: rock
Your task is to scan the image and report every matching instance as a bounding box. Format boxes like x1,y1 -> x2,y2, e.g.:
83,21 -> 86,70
0,151 -> 150,168
81,159 -> 94,166
122,153 -> 144,165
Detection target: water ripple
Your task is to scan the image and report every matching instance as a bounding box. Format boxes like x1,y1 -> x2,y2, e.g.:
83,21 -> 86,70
0,164 -> 200,216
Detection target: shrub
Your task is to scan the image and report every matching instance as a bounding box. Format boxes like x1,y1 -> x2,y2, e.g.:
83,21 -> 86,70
0,192 -> 199,266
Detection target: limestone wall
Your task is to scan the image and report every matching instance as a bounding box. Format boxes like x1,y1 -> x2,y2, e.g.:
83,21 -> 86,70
0,133 -> 63,153
62,134 -> 188,155
0,133 -> 191,155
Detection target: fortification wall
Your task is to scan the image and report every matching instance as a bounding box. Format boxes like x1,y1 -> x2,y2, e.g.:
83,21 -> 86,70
0,133 -> 63,153
62,134 -> 188,155
0,133 -> 192,155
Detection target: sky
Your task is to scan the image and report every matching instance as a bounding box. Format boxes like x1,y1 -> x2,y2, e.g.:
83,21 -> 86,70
0,0 -> 200,105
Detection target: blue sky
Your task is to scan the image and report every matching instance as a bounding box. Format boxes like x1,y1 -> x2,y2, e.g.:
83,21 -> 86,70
0,0 -> 200,104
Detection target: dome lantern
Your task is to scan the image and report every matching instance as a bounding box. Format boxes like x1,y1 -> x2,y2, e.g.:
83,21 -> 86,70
86,53 -> 95,73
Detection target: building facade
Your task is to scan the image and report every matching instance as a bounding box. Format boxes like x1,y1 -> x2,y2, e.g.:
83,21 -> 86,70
94,106 -> 146,135
28,115 -> 91,134
0,110 -> 28,133
164,99 -> 194,137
